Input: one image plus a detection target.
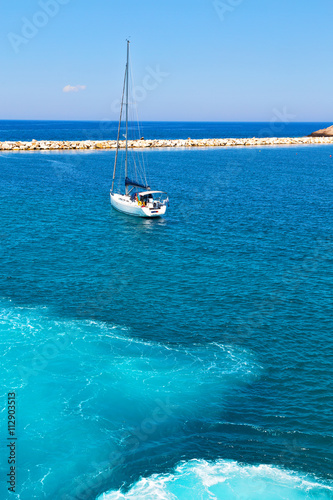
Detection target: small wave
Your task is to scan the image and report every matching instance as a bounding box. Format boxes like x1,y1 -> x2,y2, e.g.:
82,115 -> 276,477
97,459 -> 333,499
0,300 -> 261,394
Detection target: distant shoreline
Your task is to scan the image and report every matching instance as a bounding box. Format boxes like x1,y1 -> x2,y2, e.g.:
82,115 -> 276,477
1,137 -> 333,151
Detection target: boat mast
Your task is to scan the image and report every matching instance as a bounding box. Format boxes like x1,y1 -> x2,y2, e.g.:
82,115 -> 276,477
111,57 -> 127,193
125,39 -> 130,194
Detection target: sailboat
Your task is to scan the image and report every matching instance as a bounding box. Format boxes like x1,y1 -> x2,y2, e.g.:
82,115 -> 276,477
110,41 -> 168,218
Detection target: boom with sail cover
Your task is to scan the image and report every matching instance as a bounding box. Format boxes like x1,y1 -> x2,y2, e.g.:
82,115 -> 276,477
125,177 -> 150,190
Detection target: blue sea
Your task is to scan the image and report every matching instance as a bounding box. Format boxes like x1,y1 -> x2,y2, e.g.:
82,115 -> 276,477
0,121 -> 333,499
0,120 -> 332,142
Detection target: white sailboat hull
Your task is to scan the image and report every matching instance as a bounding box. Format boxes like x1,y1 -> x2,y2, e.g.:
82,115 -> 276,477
110,193 -> 167,218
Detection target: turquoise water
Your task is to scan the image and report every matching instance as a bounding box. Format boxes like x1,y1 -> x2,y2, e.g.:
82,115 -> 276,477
1,141 -> 333,499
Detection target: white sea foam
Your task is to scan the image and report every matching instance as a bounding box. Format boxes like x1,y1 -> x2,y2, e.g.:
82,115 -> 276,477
97,459 -> 333,500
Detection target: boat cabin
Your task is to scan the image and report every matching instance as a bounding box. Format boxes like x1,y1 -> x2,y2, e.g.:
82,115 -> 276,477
130,190 -> 167,208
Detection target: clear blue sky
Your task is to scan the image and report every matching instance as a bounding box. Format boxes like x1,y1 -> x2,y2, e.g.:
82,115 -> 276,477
1,0 -> 332,121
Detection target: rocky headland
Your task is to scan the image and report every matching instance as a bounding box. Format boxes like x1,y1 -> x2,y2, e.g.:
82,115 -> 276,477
1,136 -> 333,151
309,125 -> 333,137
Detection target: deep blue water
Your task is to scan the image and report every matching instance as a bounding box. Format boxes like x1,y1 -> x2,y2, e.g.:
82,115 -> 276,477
0,120 -> 331,142
0,122 -> 333,499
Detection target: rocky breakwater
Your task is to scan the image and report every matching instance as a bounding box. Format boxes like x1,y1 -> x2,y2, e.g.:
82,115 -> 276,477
1,136 -> 333,151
